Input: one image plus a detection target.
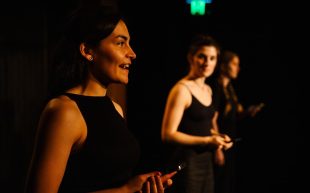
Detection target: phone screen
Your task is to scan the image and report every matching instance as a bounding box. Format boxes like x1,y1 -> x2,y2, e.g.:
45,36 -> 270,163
165,162 -> 187,174
176,162 -> 186,171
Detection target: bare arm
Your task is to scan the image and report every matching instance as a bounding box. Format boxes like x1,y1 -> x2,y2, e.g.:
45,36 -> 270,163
25,96 -> 174,193
211,111 -> 219,134
161,84 -> 223,146
24,97 -> 85,193
211,111 -> 227,166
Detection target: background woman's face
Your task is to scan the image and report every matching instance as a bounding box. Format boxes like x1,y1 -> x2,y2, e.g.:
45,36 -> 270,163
227,56 -> 240,79
189,46 -> 218,78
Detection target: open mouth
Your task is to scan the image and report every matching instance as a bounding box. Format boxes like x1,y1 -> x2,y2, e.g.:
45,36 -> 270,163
119,64 -> 130,70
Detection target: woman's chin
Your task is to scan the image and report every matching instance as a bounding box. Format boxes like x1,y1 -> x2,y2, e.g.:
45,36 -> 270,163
119,78 -> 129,85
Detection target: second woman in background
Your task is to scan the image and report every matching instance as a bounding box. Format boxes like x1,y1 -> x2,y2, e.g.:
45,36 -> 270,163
161,34 -> 233,193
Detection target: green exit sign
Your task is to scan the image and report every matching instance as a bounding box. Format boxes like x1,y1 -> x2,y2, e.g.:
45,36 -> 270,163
186,0 -> 213,15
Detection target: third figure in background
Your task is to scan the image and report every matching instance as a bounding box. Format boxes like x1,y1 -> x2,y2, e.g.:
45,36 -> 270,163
210,50 -> 264,193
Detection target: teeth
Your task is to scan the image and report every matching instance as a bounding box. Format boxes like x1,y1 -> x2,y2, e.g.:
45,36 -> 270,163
120,64 -> 130,69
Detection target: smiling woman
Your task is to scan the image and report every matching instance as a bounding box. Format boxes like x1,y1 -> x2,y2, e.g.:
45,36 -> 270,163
23,3 -> 175,193
161,34 -> 233,193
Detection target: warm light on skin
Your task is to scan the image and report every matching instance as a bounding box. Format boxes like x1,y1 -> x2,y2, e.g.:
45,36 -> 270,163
90,20 -> 136,86
227,56 -> 240,79
188,46 -> 218,78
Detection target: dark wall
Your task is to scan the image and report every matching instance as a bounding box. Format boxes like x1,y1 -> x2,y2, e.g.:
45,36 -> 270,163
0,1 -> 77,192
0,1 -> 48,193
0,0 -> 302,193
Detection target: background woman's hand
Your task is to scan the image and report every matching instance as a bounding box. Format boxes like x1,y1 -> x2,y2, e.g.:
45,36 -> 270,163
247,103 -> 265,117
211,134 -> 233,150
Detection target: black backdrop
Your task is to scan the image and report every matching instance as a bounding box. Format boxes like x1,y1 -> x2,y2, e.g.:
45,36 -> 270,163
0,0 -> 303,193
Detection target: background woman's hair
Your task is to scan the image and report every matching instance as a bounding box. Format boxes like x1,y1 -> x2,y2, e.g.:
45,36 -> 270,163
187,34 -> 221,56
218,50 -> 239,74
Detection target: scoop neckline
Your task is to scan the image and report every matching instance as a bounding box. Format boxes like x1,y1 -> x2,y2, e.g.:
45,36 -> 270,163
64,93 -> 108,98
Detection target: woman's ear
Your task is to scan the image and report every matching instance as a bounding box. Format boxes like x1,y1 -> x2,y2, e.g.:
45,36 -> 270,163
80,43 -> 94,62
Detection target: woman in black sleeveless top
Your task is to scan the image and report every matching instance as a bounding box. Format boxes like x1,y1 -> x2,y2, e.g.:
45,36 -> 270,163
211,51 -> 264,193
161,34 -> 233,193
24,3 -> 174,193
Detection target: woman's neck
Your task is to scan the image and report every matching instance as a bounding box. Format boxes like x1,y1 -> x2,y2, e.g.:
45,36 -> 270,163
185,74 -> 206,86
69,78 -> 109,97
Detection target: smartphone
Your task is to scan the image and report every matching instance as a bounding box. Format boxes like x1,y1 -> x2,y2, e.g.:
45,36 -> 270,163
226,137 -> 242,143
175,162 -> 186,171
164,162 -> 187,174
233,137 -> 242,142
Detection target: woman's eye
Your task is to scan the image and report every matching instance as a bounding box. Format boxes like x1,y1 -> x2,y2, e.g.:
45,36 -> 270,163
198,53 -> 206,59
117,42 -> 125,46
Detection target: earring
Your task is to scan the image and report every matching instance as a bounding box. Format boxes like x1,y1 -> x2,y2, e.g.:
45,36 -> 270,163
89,56 -> 93,61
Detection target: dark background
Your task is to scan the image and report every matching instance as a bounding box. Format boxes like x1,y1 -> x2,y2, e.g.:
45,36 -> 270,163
0,0 -> 303,193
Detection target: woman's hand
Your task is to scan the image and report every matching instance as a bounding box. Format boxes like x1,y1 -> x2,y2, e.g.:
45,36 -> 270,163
210,133 -> 233,150
90,171 -> 172,193
124,171 -> 161,193
139,175 -> 164,193
140,171 -> 176,193
126,170 -> 176,193
214,148 -> 225,166
247,103 -> 265,117
160,171 -> 177,188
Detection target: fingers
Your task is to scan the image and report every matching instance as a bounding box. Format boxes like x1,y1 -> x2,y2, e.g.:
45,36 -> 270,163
223,142 -> 233,150
224,135 -> 231,142
155,175 -> 164,193
166,179 -> 173,187
141,171 -> 161,181
134,172 -> 161,193
161,171 -> 177,182
218,144 -> 224,150
214,135 -> 233,150
140,172 -> 165,193
214,135 -> 227,147
144,175 -> 164,193
161,171 -> 176,189
258,102 -> 265,109
142,181 -> 150,193
249,103 -> 264,116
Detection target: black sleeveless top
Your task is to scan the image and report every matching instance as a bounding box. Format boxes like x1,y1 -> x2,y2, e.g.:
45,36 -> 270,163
179,95 -> 214,137
165,90 -> 216,165
211,81 -> 238,138
58,93 -> 140,193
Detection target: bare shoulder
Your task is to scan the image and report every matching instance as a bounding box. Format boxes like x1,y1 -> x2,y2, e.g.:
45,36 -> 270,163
171,80 -> 191,97
43,95 -> 80,119
167,80 -> 192,107
38,95 -> 85,143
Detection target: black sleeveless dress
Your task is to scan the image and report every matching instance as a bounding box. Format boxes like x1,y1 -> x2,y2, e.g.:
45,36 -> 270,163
211,81 -> 238,193
58,93 -> 140,193
166,94 -> 216,193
